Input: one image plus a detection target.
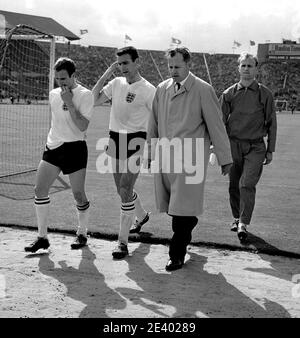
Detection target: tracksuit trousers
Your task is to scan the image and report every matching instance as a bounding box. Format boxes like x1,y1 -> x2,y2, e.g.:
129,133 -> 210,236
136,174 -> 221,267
229,139 -> 266,225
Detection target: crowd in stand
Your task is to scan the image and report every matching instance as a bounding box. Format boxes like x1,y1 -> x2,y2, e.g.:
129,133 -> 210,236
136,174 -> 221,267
55,43 -> 240,97
56,43 -> 300,106
2,41 -> 300,109
258,60 -> 300,103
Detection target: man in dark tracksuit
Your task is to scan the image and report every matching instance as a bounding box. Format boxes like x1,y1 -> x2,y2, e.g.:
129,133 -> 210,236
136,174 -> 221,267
219,52 -> 277,241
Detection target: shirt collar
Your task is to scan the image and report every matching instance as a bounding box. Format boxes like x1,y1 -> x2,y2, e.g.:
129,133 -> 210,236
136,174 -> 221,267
166,72 -> 194,92
173,72 -> 190,87
237,80 -> 259,91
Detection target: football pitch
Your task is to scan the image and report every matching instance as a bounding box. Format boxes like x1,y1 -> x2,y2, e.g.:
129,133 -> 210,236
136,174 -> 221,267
0,105 -> 300,257
0,103 -> 49,177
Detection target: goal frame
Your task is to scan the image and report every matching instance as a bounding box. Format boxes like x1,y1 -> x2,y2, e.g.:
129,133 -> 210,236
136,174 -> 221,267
0,24 -> 55,93
0,24 -> 55,178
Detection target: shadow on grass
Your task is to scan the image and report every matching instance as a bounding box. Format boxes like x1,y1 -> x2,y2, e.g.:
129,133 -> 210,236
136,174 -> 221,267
37,246 -> 126,317
240,232 -> 300,282
115,242 -> 291,318
240,232 -> 300,258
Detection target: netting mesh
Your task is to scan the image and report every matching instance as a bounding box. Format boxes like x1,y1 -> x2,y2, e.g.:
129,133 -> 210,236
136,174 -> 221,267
0,25 -> 69,200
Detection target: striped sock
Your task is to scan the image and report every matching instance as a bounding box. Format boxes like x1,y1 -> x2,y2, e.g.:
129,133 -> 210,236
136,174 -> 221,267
132,190 -> 147,222
118,201 -> 135,245
35,196 -> 50,238
76,201 -> 90,237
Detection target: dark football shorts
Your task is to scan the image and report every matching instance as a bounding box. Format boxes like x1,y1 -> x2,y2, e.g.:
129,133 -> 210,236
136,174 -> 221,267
42,140 -> 88,175
106,130 -> 147,160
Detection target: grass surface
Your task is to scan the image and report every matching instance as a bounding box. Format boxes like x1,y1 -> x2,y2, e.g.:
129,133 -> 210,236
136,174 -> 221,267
0,104 -> 49,177
1,106 -> 300,257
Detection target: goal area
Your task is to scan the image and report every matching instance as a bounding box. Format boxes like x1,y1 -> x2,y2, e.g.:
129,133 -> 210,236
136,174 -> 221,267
0,24 -> 55,199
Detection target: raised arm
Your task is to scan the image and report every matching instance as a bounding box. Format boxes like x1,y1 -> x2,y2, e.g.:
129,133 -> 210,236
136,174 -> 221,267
92,62 -> 118,106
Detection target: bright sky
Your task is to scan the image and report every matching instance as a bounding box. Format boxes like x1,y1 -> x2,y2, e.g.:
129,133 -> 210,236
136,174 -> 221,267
2,0 -> 300,53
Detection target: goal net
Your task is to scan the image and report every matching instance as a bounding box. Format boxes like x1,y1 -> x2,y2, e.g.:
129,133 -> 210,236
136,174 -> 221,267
0,24 -> 56,199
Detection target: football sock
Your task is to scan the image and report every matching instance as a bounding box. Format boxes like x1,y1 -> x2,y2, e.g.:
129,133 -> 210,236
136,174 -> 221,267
132,190 -> 147,221
35,196 -> 50,238
76,201 -> 90,237
118,201 -> 135,245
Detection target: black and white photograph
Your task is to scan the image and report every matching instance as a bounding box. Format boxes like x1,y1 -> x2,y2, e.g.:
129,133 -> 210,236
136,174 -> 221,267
1,0 -> 300,324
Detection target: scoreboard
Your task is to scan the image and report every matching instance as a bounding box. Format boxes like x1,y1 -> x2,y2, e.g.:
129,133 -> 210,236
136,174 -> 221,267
257,41 -> 300,63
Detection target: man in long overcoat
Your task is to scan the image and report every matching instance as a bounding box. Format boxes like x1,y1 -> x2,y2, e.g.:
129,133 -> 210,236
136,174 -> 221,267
147,47 -> 233,271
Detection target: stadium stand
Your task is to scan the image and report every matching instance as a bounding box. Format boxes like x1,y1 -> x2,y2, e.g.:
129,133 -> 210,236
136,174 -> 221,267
54,43 -> 241,97
1,9 -> 300,106
2,39 -> 300,106
0,39 -> 49,101
55,43 -> 300,104
259,60 -> 300,105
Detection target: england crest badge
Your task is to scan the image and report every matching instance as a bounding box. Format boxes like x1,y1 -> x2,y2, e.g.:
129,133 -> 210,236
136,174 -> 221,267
126,92 -> 136,103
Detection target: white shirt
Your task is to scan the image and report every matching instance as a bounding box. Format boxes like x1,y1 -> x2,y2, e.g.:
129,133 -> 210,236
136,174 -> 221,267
103,77 -> 156,133
47,84 -> 94,149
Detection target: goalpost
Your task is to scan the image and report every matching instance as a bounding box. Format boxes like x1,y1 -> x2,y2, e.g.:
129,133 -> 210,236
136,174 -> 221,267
0,25 -> 55,177
0,24 -> 55,199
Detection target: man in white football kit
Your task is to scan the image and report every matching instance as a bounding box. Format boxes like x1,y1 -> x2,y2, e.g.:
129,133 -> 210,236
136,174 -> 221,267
93,46 -> 155,259
24,57 -> 94,253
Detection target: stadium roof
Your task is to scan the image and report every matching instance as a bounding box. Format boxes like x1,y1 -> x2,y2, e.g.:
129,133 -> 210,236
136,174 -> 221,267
0,10 -> 80,41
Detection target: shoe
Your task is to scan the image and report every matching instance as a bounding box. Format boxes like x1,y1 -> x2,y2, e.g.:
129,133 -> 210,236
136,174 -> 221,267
71,234 -> 87,249
112,242 -> 129,259
230,219 -> 239,232
129,212 -> 150,234
237,223 -> 248,241
24,237 -> 50,253
165,258 -> 184,271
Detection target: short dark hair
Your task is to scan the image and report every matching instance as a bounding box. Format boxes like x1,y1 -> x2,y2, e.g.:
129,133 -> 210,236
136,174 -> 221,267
54,57 -> 76,76
116,46 -> 139,62
238,52 -> 258,67
165,47 -> 191,63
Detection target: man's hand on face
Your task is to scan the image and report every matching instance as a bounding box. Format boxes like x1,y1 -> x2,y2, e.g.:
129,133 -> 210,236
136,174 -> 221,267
60,85 -> 73,105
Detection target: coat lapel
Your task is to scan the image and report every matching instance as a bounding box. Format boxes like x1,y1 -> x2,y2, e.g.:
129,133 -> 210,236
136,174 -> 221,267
169,72 -> 195,100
